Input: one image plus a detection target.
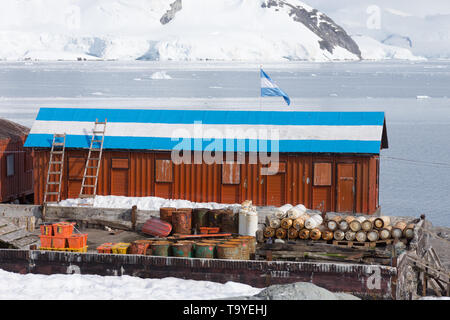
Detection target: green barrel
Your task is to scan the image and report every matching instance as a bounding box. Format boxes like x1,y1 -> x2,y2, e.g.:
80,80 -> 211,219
193,208 -> 209,233
171,241 -> 194,257
194,242 -> 216,259
150,241 -> 171,257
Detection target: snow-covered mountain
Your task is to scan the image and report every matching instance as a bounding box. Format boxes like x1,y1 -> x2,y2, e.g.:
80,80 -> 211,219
0,0 -> 422,61
306,0 -> 449,59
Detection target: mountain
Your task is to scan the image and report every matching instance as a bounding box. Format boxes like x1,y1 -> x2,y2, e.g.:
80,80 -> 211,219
306,0 -> 449,59
0,0 -> 422,61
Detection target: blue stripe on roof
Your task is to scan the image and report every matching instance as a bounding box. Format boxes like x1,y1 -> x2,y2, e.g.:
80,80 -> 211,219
24,134 -> 382,154
35,108 -> 385,126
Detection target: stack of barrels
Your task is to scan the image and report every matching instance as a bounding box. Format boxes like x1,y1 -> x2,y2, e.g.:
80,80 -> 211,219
127,236 -> 256,260
159,207 -> 239,235
264,211 -> 416,244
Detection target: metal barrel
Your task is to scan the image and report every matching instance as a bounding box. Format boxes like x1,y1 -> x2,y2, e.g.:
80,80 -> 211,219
172,208 -> 193,235
150,241 -> 171,257
160,207 -> 177,224
194,242 -> 216,259
216,243 -> 241,260
171,241 -> 194,257
192,208 -> 209,233
129,239 -> 153,255
220,209 -> 239,233
238,236 -> 256,255
207,209 -> 222,228
227,238 -> 250,260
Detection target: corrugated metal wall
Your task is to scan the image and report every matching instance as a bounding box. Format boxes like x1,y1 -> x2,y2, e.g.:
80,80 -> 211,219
0,137 -> 33,202
32,149 -> 380,214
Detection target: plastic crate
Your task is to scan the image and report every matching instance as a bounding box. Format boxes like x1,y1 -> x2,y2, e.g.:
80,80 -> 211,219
40,224 -> 53,236
53,222 -> 75,237
52,236 -> 68,249
67,234 -> 87,249
39,235 -> 52,247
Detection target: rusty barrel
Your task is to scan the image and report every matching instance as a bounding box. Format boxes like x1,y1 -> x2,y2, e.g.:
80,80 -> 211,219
217,243 -> 241,260
192,208 -> 209,233
160,207 -> 176,224
150,241 -> 171,257
227,238 -> 250,260
194,242 -> 216,259
238,236 -> 256,255
172,208 -> 193,235
220,209 -> 239,233
207,209 -> 222,228
129,239 -> 153,255
171,241 -> 194,257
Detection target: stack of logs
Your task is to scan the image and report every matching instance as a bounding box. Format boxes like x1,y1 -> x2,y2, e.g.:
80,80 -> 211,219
264,213 -> 416,244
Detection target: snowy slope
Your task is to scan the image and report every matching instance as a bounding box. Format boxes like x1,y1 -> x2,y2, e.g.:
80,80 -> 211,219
306,0 -> 449,59
0,0 -> 412,61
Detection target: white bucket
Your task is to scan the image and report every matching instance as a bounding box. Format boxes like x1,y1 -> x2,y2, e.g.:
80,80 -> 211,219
245,212 -> 258,237
238,209 -> 248,235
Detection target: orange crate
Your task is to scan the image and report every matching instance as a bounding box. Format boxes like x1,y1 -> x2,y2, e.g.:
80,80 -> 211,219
39,235 -> 52,247
52,236 -> 68,249
40,224 -> 53,236
97,243 -> 113,254
67,234 -> 87,249
53,222 -> 75,237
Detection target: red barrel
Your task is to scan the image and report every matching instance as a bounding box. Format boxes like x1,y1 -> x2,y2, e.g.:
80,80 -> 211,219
172,208 -> 193,235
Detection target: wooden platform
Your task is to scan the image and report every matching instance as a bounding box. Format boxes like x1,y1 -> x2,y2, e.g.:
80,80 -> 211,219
0,217 -> 39,249
332,239 -> 394,248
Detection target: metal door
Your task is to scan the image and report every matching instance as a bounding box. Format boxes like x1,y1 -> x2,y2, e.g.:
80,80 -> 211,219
336,163 -> 355,213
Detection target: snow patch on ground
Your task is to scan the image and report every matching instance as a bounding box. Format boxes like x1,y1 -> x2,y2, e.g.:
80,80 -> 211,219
150,71 -> 172,79
55,195 -> 241,211
0,269 -> 262,300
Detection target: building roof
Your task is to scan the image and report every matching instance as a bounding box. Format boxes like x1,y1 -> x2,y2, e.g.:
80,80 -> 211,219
24,108 -> 388,154
0,118 -> 29,142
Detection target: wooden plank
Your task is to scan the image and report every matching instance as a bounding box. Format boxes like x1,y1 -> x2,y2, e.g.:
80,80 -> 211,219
0,224 -> 22,236
11,235 -> 40,249
0,228 -> 29,243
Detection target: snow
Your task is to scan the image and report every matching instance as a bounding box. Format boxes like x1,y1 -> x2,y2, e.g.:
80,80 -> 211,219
150,71 -> 172,79
306,0 -> 450,59
0,0 -> 403,62
0,269 -> 262,300
55,195 -> 242,212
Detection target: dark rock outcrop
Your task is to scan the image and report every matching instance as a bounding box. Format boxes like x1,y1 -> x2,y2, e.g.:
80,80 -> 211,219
160,0 -> 182,25
261,0 -> 362,59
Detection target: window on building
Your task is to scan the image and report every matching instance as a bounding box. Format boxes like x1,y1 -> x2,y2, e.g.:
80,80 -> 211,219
313,162 -> 332,186
155,159 -> 173,183
6,154 -> 14,176
222,162 -> 240,184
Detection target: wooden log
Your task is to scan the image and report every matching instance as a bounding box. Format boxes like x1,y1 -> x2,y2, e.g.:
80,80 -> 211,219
321,230 -> 334,241
338,220 -> 349,232
268,217 -> 281,229
298,228 -> 310,240
392,221 -> 407,239
275,228 -> 287,239
403,223 -> 415,239
379,226 -> 392,240
287,227 -> 299,240
305,215 -> 323,230
345,230 -> 356,241
361,219 -> 373,232
367,229 -> 379,242
333,229 -> 345,241
263,227 -> 275,238
374,216 -> 391,229
326,216 -> 342,231
355,230 -> 367,242
293,217 -> 306,230
281,218 -> 293,230
345,216 -> 355,224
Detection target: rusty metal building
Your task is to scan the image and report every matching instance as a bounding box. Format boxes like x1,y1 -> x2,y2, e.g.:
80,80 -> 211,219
0,118 -> 33,203
25,108 -> 388,214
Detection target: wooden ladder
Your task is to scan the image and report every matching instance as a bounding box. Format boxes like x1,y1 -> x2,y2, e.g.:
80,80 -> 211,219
43,133 -> 66,204
79,119 -> 107,201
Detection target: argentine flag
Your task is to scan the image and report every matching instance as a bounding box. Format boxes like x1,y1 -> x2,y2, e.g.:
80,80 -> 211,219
260,68 -> 291,106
